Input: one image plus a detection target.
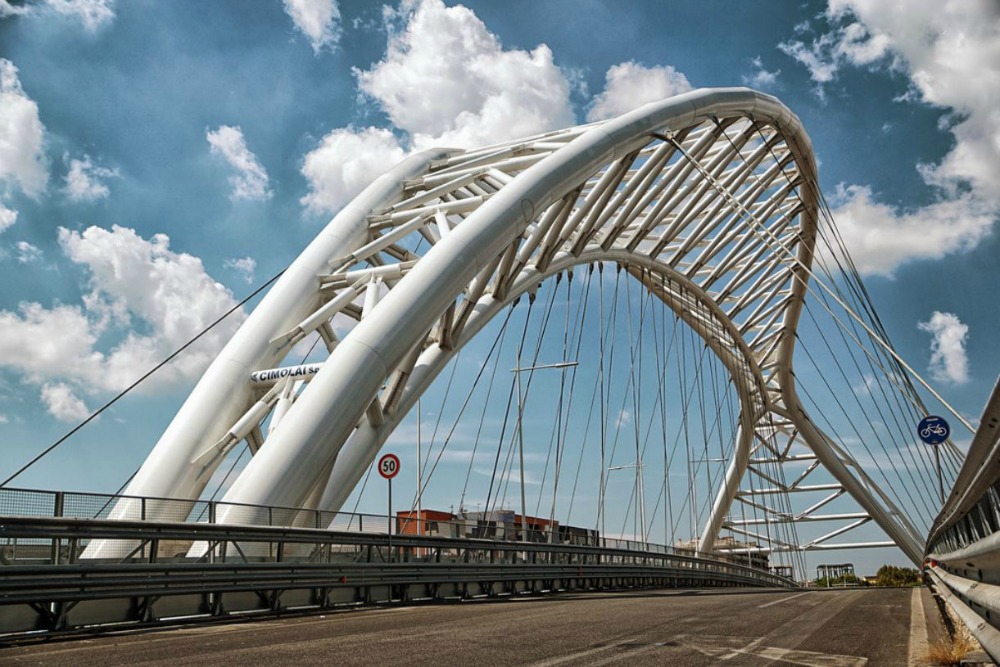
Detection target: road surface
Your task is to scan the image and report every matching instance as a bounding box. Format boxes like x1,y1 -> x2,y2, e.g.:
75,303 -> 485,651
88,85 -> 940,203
3,587 -> 939,666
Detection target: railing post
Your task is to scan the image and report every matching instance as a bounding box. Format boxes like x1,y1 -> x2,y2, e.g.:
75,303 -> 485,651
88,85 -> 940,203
50,491 -> 64,564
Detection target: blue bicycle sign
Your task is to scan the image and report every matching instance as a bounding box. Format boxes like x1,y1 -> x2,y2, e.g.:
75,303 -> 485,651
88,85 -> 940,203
917,415 -> 950,445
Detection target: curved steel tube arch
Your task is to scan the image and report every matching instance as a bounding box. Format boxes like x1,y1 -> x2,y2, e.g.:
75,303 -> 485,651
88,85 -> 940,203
97,87 -> 923,564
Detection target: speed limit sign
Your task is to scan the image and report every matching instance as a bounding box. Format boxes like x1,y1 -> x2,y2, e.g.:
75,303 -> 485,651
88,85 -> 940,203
378,453 -> 400,480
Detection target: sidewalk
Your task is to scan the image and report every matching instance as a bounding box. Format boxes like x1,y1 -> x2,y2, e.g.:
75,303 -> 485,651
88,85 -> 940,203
913,585 -> 992,666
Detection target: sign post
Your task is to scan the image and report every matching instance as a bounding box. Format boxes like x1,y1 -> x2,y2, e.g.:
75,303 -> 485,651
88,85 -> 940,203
917,416 -> 950,503
378,453 -> 400,561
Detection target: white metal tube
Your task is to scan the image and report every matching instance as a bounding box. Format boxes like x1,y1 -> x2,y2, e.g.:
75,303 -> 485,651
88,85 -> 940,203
82,151 -> 451,558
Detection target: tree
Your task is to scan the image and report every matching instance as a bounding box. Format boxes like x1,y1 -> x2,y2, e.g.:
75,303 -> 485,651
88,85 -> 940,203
874,564 -> 921,587
814,573 -> 865,587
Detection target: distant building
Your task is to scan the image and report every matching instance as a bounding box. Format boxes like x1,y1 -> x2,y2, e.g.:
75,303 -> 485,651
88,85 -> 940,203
395,508 -> 598,545
674,536 -> 770,571
816,563 -> 855,581
395,509 -> 461,539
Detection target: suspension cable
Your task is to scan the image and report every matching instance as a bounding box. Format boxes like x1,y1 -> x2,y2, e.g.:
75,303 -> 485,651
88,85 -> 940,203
1,268 -> 286,488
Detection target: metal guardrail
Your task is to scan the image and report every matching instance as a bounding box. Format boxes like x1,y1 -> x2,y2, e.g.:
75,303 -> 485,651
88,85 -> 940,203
0,486 -> 676,553
0,515 -> 794,639
925,378 -> 1000,662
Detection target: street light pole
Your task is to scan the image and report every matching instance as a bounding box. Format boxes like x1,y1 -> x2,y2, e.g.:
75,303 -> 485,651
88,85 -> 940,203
608,460 -> 646,548
515,354 -> 528,543
512,360 -> 578,543
692,457 -> 726,553
416,397 -> 422,533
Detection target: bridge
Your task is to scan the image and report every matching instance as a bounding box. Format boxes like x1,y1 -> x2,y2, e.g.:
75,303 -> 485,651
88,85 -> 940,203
1,88 -> 997,662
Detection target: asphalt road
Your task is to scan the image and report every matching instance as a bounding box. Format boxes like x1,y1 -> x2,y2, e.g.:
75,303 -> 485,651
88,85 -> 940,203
2,588 -> 928,666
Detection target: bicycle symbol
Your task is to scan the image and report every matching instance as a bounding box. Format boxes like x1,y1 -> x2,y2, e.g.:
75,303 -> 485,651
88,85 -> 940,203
917,416 -> 950,445
920,424 -> 947,439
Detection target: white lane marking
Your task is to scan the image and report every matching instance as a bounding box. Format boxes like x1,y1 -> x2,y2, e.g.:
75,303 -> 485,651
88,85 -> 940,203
758,591 -> 811,608
908,587 -> 930,666
719,590 -> 862,662
686,636 -> 867,666
524,638 -> 636,666
720,636 -> 764,661
752,645 -> 867,666
586,643 -> 661,667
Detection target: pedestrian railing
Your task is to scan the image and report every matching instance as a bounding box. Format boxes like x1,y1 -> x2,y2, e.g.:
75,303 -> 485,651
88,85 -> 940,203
925,378 -> 1000,662
0,488 -> 795,639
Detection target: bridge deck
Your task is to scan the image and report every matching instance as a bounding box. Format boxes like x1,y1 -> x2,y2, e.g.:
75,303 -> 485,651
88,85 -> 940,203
2,587 -> 947,666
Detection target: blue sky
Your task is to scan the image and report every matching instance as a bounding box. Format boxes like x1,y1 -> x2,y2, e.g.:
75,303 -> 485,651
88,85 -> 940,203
0,0 -> 998,568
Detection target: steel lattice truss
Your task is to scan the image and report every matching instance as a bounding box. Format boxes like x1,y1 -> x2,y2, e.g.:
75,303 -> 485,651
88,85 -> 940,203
93,88 -> 924,565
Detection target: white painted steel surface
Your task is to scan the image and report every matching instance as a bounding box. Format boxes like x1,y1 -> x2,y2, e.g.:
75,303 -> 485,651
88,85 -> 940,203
98,88 -> 924,564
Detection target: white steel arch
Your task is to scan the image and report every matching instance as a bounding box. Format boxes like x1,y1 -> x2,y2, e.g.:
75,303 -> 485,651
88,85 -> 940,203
93,88 -> 923,564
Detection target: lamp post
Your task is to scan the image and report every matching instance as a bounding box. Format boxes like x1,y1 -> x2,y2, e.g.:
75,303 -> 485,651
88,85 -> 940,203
689,456 -> 726,553
512,360 -> 578,543
608,460 -> 647,548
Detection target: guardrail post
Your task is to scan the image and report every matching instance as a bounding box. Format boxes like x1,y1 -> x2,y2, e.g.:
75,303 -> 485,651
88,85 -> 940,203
50,492 -> 64,564
0,514 -> 800,639
140,497 -> 148,559
68,537 -> 78,564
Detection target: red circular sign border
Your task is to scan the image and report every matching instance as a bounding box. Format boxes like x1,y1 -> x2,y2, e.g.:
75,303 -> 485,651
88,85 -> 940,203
378,453 -> 401,480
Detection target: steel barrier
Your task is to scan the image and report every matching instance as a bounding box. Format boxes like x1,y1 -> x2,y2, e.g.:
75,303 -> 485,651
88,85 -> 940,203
0,515 -> 795,639
0,486 -> 683,554
926,377 -> 1000,662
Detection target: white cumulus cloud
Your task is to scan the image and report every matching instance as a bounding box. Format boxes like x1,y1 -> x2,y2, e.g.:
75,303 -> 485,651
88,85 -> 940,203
301,0 -> 575,216
0,59 -> 47,198
64,154 -> 118,202
587,62 -> 692,122
742,56 -> 780,89
44,0 -> 115,32
827,184 -> 994,277
282,0 -> 340,53
0,1 -> 27,17
15,240 -> 41,263
0,226 -> 246,410
786,2 -> 1000,275
206,125 -> 271,201
778,18 -> 891,86
40,382 -> 92,422
224,256 -> 256,284
1,0 -> 114,29
918,311 -> 969,384
358,0 -> 574,150
300,126 -> 406,214
0,203 -> 16,233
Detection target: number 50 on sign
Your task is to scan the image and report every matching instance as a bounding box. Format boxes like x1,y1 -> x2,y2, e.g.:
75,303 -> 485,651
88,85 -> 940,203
378,453 -> 400,480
